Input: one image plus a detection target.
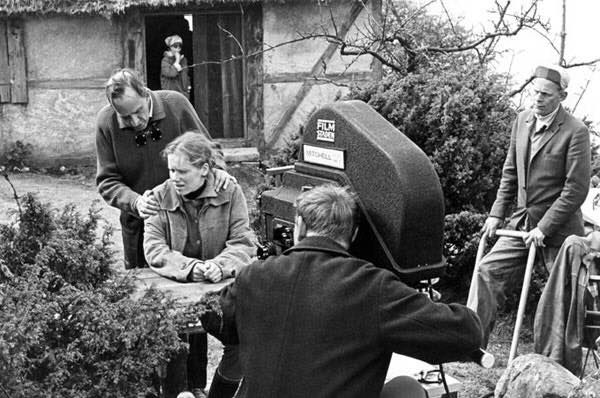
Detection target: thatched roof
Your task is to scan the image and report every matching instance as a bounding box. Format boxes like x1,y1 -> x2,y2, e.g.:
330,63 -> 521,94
0,0 -> 310,17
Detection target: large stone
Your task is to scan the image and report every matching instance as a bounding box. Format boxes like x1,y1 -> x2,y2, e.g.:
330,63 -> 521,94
569,371 -> 600,398
495,353 -> 580,398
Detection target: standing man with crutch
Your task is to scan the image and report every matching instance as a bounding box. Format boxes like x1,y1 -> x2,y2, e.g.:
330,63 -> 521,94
467,64 -> 591,358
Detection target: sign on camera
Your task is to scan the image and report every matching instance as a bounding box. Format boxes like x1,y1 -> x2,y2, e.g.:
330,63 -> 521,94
303,144 -> 345,170
316,119 -> 335,142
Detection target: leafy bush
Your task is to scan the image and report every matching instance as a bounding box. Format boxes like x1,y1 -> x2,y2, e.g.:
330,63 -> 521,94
440,211 -> 487,302
262,130 -> 301,168
348,64 -> 515,214
0,192 -> 189,398
1,140 -> 33,170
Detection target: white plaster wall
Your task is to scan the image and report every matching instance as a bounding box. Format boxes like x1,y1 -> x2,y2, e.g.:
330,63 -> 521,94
0,89 -> 108,164
264,82 -> 350,145
0,15 -> 121,165
26,15 -> 122,81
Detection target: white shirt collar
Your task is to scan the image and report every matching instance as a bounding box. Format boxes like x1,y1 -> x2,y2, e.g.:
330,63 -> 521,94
147,90 -> 154,119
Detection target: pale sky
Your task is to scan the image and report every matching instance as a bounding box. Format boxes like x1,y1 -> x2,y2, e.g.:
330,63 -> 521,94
417,0 -> 600,124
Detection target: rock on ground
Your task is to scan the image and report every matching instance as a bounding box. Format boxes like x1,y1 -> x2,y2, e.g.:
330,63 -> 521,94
569,371 -> 600,398
495,353 -> 580,398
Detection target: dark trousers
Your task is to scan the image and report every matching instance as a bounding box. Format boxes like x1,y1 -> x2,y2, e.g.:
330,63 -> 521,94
467,236 -> 558,346
164,333 -> 208,397
120,211 -> 147,269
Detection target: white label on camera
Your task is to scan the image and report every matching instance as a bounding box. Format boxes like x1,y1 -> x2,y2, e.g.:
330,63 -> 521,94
303,144 -> 345,170
316,119 -> 335,142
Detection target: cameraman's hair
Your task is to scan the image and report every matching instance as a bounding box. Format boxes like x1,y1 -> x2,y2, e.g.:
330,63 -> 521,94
162,132 -> 214,168
295,184 -> 359,242
105,68 -> 148,103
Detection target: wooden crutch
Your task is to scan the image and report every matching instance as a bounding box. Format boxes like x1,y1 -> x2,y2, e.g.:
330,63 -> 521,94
469,229 -> 537,364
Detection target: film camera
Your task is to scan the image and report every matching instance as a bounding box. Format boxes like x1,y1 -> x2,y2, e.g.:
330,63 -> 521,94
258,100 -> 446,286
257,101 -> 493,395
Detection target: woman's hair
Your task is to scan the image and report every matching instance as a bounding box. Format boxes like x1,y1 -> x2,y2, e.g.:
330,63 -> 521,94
161,131 -> 214,168
295,184 -> 359,243
105,68 -> 147,103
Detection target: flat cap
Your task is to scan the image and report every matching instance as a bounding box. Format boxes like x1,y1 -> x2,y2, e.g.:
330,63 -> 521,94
533,65 -> 570,90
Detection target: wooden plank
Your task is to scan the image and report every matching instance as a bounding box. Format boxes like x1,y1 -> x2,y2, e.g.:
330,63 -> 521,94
219,13 -> 244,139
7,18 -> 27,104
226,13 -> 244,139
220,14 -> 233,139
193,14 -> 210,129
120,11 -> 145,77
265,1 -> 367,149
130,268 -> 231,306
0,19 -> 10,102
28,78 -> 106,89
244,4 -> 264,150
264,71 -> 374,84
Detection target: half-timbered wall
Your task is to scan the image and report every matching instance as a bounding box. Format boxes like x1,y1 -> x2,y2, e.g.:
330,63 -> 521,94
0,0 -> 379,164
262,0 -> 381,150
0,15 -> 121,164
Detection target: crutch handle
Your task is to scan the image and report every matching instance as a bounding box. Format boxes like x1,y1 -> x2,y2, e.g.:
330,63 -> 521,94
469,348 -> 495,368
494,229 -> 528,239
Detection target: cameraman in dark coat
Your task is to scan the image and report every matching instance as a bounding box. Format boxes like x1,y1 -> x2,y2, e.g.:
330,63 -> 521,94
203,184 -> 483,398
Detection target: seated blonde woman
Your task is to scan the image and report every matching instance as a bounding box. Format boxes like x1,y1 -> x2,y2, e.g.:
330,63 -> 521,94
144,131 -> 256,398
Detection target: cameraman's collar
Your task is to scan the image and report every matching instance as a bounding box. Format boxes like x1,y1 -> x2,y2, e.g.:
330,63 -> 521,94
284,236 -> 351,257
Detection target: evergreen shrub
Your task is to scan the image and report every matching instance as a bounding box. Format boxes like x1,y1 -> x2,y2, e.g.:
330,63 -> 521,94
0,193 -> 187,398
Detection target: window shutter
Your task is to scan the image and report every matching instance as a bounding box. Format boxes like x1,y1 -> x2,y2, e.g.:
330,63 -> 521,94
0,19 -> 11,103
7,18 -> 27,104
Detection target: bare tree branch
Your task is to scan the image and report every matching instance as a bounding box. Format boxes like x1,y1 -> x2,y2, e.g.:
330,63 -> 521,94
217,23 -> 245,56
564,58 -> 600,68
188,0 -> 549,76
439,0 -> 459,39
507,75 -> 534,97
559,0 -> 566,65
480,0 -> 512,63
530,25 -> 561,56
1,171 -> 22,219
572,72 -> 592,113
422,0 -> 541,54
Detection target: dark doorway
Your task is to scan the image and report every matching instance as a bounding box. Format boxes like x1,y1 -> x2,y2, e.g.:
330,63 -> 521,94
145,12 -> 245,140
144,15 -> 194,105
193,12 -> 245,139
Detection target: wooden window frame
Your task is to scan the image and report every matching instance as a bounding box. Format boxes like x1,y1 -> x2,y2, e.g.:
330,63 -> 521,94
0,17 -> 28,104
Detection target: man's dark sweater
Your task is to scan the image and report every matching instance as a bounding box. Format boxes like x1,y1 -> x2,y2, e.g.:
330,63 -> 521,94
96,89 -> 223,215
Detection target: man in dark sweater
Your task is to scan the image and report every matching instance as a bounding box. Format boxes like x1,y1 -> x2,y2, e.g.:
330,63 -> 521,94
95,68 -> 230,270
204,184 -> 483,398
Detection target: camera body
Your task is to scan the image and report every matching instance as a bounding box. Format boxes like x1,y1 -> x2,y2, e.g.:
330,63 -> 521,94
259,100 -> 446,285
